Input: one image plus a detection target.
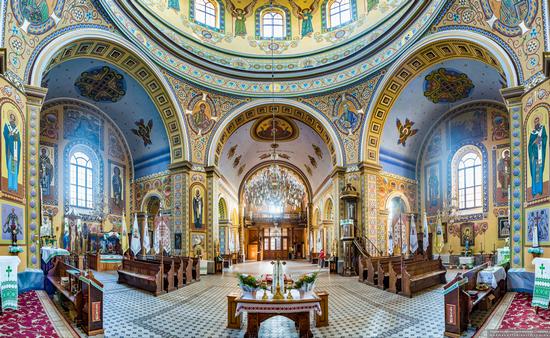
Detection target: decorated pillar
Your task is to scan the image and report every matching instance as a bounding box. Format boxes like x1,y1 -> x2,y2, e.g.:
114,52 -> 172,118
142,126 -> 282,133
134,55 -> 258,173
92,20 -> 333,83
500,86 -> 525,268
205,166 -> 220,260
331,167 -> 346,258
25,85 -> 48,269
360,162 -> 384,253
169,161 -> 191,255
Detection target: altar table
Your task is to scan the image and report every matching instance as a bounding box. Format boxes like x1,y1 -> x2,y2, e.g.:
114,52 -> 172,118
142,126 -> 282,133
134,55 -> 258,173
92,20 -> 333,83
532,258 -> 550,310
228,290 -> 328,338
0,256 -> 21,312
476,266 -> 506,289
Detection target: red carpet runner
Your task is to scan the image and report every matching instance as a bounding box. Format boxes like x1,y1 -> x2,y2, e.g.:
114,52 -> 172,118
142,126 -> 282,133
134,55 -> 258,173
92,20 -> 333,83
499,293 -> 550,330
0,291 -> 59,337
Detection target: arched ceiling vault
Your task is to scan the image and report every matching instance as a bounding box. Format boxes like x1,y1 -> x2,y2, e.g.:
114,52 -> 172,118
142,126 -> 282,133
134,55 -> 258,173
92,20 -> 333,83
363,38 -> 513,166
28,35 -> 188,163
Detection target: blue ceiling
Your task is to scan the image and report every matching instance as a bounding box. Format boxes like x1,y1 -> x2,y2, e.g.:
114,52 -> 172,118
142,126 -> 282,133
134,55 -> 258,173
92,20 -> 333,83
380,58 -> 505,179
43,58 -> 170,178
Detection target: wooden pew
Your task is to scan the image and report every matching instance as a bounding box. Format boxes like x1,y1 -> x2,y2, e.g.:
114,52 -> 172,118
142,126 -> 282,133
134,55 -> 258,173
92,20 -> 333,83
192,257 -> 201,281
400,258 -> 446,297
375,255 -> 424,290
135,256 -> 177,292
47,258 -> 104,335
181,257 -> 194,285
117,259 -> 165,296
358,256 -> 368,282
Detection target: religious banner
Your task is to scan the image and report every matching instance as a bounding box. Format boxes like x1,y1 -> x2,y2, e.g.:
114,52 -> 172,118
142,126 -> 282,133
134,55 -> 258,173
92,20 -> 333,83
435,213 -> 444,254
143,214 -> 150,254
410,214 -> 418,254
131,214 -> 141,256
0,202 -> 24,245
120,213 -> 129,254
0,100 -> 25,200
153,214 -> 171,255
0,256 -> 20,311
525,105 -> 549,205
422,212 -> 429,252
424,162 -> 441,214
532,258 -> 550,309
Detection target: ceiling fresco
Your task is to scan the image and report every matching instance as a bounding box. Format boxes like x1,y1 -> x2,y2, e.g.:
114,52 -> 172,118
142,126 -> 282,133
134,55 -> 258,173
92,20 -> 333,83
97,0 -> 447,96
380,58 -> 506,179
220,118 -> 332,193
42,58 -> 171,178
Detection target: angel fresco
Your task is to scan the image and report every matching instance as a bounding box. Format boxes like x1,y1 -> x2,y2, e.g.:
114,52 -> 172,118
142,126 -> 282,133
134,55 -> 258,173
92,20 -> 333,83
226,0 -> 258,37
289,0 -> 320,37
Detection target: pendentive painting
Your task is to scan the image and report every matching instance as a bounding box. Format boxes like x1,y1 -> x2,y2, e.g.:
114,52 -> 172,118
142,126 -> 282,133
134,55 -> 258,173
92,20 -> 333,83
493,145 -> 511,206
190,183 -> 206,231
187,95 -> 217,135
251,116 -> 298,142
0,201 -> 25,244
525,105 -> 549,205
331,94 -> 363,135
39,143 -> 57,204
1,100 -> 25,200
424,162 -> 441,214
109,160 -> 125,215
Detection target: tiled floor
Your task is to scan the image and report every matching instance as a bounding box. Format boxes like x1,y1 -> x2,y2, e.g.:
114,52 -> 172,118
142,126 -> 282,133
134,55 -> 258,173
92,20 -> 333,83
64,261 -> 492,337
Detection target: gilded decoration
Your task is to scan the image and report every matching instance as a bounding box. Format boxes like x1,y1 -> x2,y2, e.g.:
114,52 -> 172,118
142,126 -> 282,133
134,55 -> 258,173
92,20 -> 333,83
377,172 -> 417,213
74,66 -> 127,102
187,94 -> 218,136
423,68 -> 474,103
479,0 -> 538,37
251,116 -> 298,142
134,172 -> 172,211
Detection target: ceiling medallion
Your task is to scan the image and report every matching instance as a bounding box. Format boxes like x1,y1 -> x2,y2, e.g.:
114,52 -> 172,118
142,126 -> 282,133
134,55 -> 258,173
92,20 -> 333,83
423,68 -> 474,104
74,66 -> 127,103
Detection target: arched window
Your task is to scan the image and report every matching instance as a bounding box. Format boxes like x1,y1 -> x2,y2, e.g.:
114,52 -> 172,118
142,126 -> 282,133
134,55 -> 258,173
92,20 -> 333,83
70,152 -> 93,208
194,0 -> 218,28
262,9 -> 285,39
219,198 -> 227,220
325,199 -> 333,221
457,152 -> 482,209
328,0 -> 352,28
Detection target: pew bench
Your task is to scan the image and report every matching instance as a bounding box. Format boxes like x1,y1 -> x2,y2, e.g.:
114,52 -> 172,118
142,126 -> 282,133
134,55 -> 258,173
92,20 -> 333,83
117,259 -> 165,296
400,258 -> 446,298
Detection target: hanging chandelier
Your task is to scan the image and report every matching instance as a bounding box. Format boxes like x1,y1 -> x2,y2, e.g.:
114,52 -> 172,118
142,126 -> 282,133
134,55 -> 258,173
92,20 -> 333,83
244,166 -> 305,210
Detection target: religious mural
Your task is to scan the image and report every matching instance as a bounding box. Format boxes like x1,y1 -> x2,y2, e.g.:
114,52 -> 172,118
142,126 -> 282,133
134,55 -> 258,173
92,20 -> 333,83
10,0 -> 65,35
525,105 -> 549,204
0,202 -> 24,244
527,207 -> 550,246
191,232 -> 206,257
480,0 -> 538,37
447,109 -> 487,146
74,66 -> 127,102
39,143 -> 57,203
493,145 -> 511,206
63,109 -> 103,149
289,0 -> 320,37
331,94 -> 363,135
226,0 -> 257,36
426,129 -> 442,160
1,101 -> 24,200
109,161 -> 125,215
492,110 -> 510,141
187,95 -> 218,135
251,116 -> 298,142
423,68 -> 474,104
498,217 -> 510,239
40,110 -> 58,140
424,162 -> 441,214
387,196 -> 408,253
131,119 -> 153,147
190,184 -> 206,231
312,144 -> 323,159
460,222 -> 475,247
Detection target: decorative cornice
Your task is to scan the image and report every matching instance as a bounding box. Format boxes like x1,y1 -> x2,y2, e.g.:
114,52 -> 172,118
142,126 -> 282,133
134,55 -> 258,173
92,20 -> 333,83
500,86 -> 525,105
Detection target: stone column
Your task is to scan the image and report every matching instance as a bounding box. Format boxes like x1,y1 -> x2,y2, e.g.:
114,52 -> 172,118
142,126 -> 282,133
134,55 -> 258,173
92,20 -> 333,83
331,167 -> 346,258
169,161 -> 191,255
500,86 -> 524,268
205,166 -> 220,261
25,85 -> 48,269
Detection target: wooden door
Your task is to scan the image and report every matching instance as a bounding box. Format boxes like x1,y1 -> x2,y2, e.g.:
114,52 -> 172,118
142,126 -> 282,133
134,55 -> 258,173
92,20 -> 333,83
247,244 -> 258,261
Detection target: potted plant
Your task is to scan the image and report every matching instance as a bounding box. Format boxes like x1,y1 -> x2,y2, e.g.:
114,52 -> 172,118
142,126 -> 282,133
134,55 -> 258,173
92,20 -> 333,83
294,272 -> 318,296
238,274 -> 259,296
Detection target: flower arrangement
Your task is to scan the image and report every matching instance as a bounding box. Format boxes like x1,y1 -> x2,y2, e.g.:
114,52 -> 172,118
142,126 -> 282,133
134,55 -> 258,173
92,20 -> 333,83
293,272 -> 318,292
238,274 -> 260,292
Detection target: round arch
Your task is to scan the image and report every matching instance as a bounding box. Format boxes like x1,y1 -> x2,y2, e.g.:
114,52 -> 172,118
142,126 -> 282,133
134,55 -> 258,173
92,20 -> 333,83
206,98 -> 345,167
385,191 -> 411,212
360,29 -> 521,163
27,28 -> 190,162
140,191 -> 164,213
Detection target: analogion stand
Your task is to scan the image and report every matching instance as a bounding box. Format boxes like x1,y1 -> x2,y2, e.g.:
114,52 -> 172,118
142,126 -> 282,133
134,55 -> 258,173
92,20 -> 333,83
227,290 -> 329,338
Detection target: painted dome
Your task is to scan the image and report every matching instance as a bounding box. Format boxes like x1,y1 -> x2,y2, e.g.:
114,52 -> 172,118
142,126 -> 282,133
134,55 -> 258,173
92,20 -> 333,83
99,0 -> 447,96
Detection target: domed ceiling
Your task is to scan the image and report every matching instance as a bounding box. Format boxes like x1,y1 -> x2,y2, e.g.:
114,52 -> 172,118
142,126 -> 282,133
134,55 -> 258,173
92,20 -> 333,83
98,0 -> 447,96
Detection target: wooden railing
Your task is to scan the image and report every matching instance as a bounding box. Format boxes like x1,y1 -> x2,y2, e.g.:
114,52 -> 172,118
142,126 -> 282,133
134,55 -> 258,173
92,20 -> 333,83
353,235 -> 383,258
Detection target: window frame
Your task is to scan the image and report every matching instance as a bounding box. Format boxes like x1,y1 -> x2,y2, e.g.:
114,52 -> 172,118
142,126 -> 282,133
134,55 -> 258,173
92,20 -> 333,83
456,152 -> 483,210
69,151 -> 94,209
255,5 -> 292,40
190,0 -> 225,32
449,144 -> 487,216
322,0 -> 357,32
261,9 -> 286,40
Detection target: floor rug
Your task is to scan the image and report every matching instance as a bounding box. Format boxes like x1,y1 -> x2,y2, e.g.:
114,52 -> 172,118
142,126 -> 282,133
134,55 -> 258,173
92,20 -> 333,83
0,291 -> 59,338
499,293 -> 550,330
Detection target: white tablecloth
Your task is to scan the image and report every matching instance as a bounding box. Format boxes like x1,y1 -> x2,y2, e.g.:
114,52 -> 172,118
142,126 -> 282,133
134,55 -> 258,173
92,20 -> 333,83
235,290 -> 321,316
40,247 -> 70,264
476,266 -> 506,289
0,256 -> 21,310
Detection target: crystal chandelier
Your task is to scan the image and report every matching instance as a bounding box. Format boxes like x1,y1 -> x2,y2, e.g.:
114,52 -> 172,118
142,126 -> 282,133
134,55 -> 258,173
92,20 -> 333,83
244,166 -> 305,210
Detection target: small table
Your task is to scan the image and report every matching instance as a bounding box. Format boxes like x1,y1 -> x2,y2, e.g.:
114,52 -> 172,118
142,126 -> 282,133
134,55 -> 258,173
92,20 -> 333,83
476,265 -> 506,289
0,256 -> 21,312
458,256 -> 474,269
228,290 -> 328,338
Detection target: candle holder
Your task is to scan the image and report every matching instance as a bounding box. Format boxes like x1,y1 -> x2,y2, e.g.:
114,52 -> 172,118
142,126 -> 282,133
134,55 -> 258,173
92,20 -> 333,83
286,283 -> 293,300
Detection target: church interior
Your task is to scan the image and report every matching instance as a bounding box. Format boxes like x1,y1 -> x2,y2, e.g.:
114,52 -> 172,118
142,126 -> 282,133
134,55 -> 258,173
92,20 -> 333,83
0,0 -> 549,337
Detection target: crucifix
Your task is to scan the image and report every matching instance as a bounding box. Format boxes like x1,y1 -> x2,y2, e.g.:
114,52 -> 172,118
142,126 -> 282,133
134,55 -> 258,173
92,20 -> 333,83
6,265 -> 12,279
